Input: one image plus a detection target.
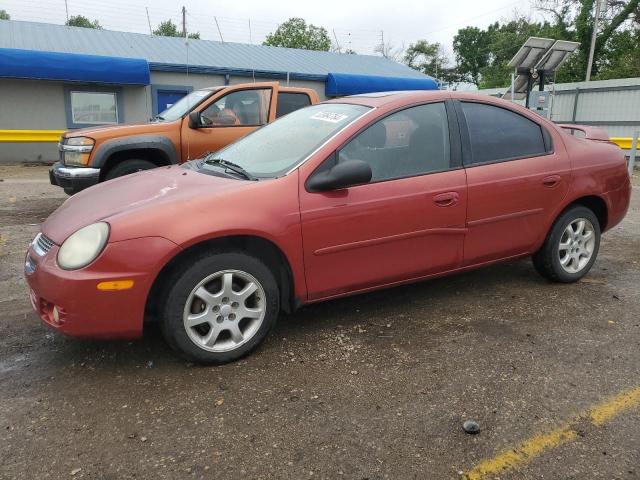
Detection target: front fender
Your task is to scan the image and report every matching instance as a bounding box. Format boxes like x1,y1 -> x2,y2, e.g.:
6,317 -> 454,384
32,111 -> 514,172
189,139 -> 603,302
91,135 -> 179,168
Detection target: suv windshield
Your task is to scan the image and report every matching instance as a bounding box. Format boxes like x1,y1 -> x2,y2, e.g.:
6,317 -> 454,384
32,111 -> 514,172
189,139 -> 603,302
157,89 -> 217,121
201,103 -> 370,178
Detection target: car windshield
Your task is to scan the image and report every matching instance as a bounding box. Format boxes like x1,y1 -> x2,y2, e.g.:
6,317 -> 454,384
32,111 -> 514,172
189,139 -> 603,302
157,89 -> 217,121
201,103 -> 371,178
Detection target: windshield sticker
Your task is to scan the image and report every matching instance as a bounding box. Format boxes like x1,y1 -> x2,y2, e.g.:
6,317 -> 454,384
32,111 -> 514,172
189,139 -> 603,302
310,111 -> 349,123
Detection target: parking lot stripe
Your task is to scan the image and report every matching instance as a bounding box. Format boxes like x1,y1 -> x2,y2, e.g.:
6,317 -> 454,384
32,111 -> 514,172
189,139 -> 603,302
462,385 -> 640,479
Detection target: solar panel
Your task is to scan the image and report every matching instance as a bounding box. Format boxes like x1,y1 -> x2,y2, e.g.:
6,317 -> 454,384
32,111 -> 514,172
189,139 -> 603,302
534,40 -> 580,72
508,37 -> 555,70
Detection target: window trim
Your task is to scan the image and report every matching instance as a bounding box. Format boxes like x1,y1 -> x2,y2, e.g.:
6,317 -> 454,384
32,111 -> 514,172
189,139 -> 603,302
454,99 -> 554,168
64,86 -> 123,129
305,99 -> 461,192
276,91 -> 312,118
151,84 -> 194,116
195,86 -> 274,129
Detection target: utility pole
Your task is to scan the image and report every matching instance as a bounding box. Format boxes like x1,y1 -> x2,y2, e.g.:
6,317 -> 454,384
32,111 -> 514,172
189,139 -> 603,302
182,6 -> 187,38
333,29 -> 341,52
64,0 -> 69,22
146,7 -> 152,35
248,18 -> 252,44
585,0 -> 602,81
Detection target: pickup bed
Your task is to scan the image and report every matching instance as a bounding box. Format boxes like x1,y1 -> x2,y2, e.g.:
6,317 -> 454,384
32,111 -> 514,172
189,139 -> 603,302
51,82 -> 319,194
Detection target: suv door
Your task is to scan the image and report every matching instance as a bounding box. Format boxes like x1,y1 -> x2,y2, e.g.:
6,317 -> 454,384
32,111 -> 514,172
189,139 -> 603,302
455,100 -> 570,265
181,83 -> 279,161
299,101 -> 467,301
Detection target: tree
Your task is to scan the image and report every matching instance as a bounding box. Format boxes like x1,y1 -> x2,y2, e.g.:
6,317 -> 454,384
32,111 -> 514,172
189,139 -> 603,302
153,19 -> 200,39
374,41 -> 404,62
404,40 -> 462,88
263,18 -> 331,51
65,15 -> 102,29
452,27 -> 491,87
0,10 -> 10,20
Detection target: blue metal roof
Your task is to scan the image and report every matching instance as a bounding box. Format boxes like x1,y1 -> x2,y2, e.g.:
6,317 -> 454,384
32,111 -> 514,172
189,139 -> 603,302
0,20 -> 428,82
0,47 -> 150,84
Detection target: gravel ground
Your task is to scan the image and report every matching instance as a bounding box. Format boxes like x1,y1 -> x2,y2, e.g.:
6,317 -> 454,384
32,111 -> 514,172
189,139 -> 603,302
1,165 -> 639,480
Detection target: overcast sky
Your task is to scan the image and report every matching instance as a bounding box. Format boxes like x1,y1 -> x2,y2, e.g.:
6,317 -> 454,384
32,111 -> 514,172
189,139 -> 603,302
2,0 -> 546,59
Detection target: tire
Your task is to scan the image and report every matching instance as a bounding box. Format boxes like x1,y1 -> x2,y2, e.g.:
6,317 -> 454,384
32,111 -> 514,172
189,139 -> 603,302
104,159 -> 157,181
160,251 -> 280,364
532,205 -> 601,283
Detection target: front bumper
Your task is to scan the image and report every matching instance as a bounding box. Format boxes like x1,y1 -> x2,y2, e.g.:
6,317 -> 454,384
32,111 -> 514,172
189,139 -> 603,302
50,162 -> 101,194
24,235 -> 179,339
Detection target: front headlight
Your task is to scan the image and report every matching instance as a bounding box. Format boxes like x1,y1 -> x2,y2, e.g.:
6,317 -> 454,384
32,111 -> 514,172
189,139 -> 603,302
57,222 -> 110,270
60,137 -> 95,166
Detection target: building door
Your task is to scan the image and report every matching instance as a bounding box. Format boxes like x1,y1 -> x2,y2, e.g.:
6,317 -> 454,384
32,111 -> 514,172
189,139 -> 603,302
156,89 -> 190,115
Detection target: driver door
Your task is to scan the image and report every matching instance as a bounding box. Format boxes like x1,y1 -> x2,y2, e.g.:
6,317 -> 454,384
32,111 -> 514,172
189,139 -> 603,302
299,101 -> 467,301
180,83 -> 279,161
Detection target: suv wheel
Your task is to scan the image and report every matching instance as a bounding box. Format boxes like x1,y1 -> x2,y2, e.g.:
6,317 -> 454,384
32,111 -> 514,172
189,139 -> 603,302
532,205 -> 601,283
160,252 -> 280,364
104,159 -> 157,181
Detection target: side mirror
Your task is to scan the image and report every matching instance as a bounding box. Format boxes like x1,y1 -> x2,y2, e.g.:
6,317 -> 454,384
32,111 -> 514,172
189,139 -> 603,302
188,111 -> 203,129
307,159 -> 372,192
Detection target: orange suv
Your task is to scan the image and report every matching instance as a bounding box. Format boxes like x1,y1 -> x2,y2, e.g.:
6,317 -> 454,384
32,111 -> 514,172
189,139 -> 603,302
51,82 -> 319,194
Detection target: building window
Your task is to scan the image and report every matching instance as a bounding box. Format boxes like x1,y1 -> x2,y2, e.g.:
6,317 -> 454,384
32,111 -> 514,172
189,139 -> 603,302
64,87 -> 123,128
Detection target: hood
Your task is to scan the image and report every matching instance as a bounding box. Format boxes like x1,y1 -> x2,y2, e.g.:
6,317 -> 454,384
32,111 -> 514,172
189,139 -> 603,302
63,121 -> 175,139
42,166 -> 252,244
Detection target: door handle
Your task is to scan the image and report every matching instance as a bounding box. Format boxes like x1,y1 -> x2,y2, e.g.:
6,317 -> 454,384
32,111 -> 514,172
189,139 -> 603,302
543,175 -> 561,188
433,192 -> 459,207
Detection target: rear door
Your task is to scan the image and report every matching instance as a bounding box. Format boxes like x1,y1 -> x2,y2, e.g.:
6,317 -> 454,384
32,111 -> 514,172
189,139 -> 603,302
455,100 -> 570,265
180,83 -> 279,161
299,101 -> 467,300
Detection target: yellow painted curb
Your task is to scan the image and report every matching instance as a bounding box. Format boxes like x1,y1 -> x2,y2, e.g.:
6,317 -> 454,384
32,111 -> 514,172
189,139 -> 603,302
610,137 -> 633,149
0,130 -> 65,143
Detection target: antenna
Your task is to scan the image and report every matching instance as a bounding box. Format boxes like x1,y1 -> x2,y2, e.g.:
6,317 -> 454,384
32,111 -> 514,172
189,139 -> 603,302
214,16 -> 224,42
249,18 -> 252,44
333,29 -> 341,52
64,0 -> 69,22
145,7 -> 152,35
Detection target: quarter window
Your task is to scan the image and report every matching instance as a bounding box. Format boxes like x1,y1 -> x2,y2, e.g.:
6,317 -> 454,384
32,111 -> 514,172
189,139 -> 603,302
276,92 -> 312,118
338,102 -> 451,182
461,102 -> 547,165
200,88 -> 271,126
70,91 -> 118,125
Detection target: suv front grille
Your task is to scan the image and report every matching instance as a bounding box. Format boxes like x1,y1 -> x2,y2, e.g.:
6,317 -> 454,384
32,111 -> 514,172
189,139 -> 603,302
33,233 -> 55,256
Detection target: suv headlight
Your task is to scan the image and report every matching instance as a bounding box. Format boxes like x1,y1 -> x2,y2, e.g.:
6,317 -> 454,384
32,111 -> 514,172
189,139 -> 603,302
60,137 -> 95,166
57,222 -> 109,270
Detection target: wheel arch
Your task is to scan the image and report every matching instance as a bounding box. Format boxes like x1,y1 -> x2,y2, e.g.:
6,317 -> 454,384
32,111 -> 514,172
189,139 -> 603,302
564,194 -> 608,231
145,235 -> 297,321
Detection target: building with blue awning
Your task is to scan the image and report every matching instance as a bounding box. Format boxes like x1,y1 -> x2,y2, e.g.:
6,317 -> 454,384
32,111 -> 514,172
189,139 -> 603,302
0,19 -> 436,163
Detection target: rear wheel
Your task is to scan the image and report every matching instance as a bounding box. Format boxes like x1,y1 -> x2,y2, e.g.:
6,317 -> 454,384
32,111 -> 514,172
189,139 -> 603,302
104,159 -> 156,181
160,252 -> 280,364
532,205 -> 601,283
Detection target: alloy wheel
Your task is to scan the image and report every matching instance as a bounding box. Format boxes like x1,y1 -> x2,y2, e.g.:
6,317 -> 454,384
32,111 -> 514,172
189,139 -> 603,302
558,218 -> 596,274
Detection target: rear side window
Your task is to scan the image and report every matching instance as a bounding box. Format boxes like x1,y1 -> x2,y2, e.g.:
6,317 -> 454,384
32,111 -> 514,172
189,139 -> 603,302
461,102 -> 547,165
276,92 -> 312,118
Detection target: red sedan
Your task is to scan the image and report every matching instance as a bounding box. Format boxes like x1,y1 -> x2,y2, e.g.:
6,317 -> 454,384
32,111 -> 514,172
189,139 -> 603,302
25,91 -> 631,364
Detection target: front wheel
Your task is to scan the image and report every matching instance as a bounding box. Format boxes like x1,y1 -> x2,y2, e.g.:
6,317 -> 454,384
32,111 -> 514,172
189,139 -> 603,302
160,252 -> 280,364
532,205 -> 601,283
104,159 -> 156,181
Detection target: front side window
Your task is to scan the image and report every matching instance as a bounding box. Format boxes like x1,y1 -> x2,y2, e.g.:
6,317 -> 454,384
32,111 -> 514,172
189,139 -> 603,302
201,103 -> 370,178
200,89 -> 272,126
70,91 -> 118,125
338,102 -> 451,182
461,102 -> 547,165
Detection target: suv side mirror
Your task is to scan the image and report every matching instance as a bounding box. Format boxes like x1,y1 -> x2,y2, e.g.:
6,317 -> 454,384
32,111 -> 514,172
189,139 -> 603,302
307,159 -> 372,192
188,111 -> 203,129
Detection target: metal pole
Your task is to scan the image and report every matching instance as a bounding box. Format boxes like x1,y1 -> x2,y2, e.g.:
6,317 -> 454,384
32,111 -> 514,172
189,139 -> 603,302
248,19 -> 252,44
214,17 -> 224,43
629,132 -> 639,177
146,7 -> 152,35
182,6 -> 187,38
585,0 -> 602,82
525,74 -> 533,108
510,72 -> 515,102
64,0 -> 69,22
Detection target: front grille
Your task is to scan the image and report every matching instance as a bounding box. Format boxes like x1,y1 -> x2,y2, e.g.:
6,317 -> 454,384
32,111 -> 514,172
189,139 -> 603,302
33,233 -> 55,256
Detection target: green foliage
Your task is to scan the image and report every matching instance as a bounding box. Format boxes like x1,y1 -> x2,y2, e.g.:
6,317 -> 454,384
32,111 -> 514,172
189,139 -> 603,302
65,15 -> 102,29
263,17 -> 331,51
153,19 -> 200,39
452,0 -> 640,87
0,10 -> 10,20
404,40 -> 462,87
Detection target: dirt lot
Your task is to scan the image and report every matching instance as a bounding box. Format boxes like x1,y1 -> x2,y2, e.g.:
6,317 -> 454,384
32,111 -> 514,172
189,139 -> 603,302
1,165 -> 639,480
